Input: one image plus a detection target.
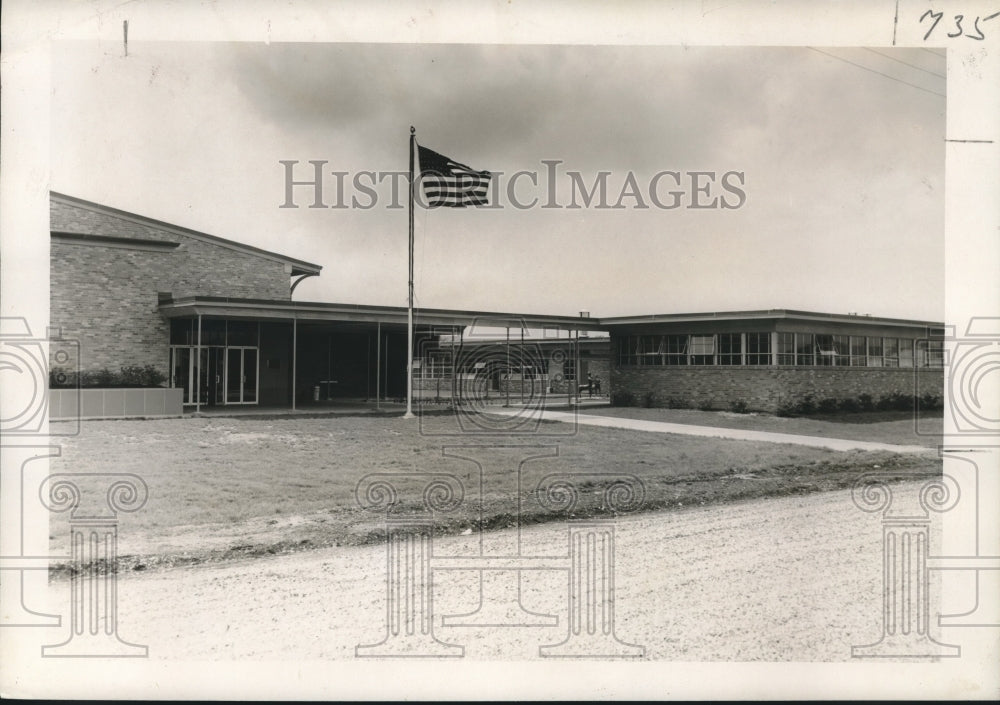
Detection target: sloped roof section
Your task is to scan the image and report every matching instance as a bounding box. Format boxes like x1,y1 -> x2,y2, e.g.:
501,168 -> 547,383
50,192 -> 322,276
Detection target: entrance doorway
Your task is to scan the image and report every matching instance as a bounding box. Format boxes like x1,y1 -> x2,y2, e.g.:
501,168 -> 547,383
170,345 -> 257,406
225,347 -> 258,404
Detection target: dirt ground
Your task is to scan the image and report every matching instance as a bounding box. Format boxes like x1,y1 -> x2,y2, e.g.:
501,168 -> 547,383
46,415 -> 939,571
32,482 -> 943,662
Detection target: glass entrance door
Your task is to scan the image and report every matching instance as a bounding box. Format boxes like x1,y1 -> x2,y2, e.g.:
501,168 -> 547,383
225,347 -> 258,404
171,346 -> 226,406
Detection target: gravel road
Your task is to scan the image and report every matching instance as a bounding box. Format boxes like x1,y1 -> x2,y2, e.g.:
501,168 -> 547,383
45,482 -> 923,663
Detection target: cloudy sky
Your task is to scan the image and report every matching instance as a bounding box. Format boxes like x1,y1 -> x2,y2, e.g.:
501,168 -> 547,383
52,42 -> 945,320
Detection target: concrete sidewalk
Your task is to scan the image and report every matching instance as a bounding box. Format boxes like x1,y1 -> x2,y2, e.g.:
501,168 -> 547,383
495,407 -> 935,454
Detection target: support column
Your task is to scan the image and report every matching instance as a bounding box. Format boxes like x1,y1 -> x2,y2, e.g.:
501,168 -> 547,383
520,327 -> 525,404
504,327 -> 510,407
451,326 -> 457,403
540,522 -> 644,658
574,328 -> 581,405
195,314 -> 202,414
291,317 -> 297,411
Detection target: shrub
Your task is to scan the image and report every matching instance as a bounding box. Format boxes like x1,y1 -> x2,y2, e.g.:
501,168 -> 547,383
775,401 -> 798,417
729,400 -> 749,414
876,391 -> 914,412
697,401 -> 715,412
642,391 -> 657,408
119,365 -> 147,386
797,394 -> 816,415
816,397 -> 839,413
666,397 -> 689,409
857,393 -> 875,412
610,390 -> 636,407
50,365 -> 167,389
127,364 -> 166,387
838,397 -> 861,413
919,393 -> 942,411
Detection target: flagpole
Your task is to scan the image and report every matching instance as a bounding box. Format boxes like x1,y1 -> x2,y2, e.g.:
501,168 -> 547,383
404,126 -> 416,418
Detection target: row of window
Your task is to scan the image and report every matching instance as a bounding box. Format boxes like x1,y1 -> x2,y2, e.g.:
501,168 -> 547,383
616,333 -> 945,368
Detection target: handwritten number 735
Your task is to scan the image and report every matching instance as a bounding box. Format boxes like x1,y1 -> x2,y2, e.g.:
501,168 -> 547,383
921,10 -> 1000,40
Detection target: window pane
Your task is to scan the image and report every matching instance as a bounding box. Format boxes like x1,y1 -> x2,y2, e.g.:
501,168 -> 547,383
868,336 -> 884,367
928,340 -> 944,367
170,319 -> 193,345
689,334 -> 715,365
746,332 -> 771,365
689,335 -> 715,355
227,321 -> 257,346
718,333 -> 742,365
916,339 -> 928,367
777,333 -> 795,365
884,338 -> 899,367
899,339 -> 914,367
850,336 -> 867,366
796,333 -> 815,366
666,334 -> 688,365
815,334 -> 836,366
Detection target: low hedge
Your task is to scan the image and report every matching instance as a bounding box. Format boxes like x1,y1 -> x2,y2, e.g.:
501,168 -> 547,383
50,365 -> 167,389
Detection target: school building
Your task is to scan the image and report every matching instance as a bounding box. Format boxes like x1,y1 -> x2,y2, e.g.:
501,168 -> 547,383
48,192 -> 943,417
48,193 -> 603,417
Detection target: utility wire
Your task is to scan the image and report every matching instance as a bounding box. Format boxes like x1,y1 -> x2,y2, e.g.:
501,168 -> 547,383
808,47 -> 946,98
862,47 -> 946,79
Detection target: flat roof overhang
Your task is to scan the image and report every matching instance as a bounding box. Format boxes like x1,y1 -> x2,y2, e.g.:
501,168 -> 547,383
158,299 -> 941,335
599,308 -> 943,332
158,296 -> 608,331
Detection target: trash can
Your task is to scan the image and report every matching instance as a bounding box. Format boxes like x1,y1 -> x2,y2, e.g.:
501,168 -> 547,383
313,385 -> 320,401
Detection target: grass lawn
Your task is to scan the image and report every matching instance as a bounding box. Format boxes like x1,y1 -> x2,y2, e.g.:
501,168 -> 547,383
578,406 -> 942,447
48,413 -> 940,572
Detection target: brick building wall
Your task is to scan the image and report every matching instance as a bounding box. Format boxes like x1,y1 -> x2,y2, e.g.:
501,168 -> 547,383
610,365 -> 944,412
50,197 -> 295,375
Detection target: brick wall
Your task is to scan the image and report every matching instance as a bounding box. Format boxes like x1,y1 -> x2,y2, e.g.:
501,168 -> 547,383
610,365 -> 943,412
50,198 -> 295,376
547,356 -> 610,393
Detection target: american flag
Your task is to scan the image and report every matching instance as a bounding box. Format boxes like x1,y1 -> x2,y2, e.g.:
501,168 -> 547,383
417,145 -> 491,207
